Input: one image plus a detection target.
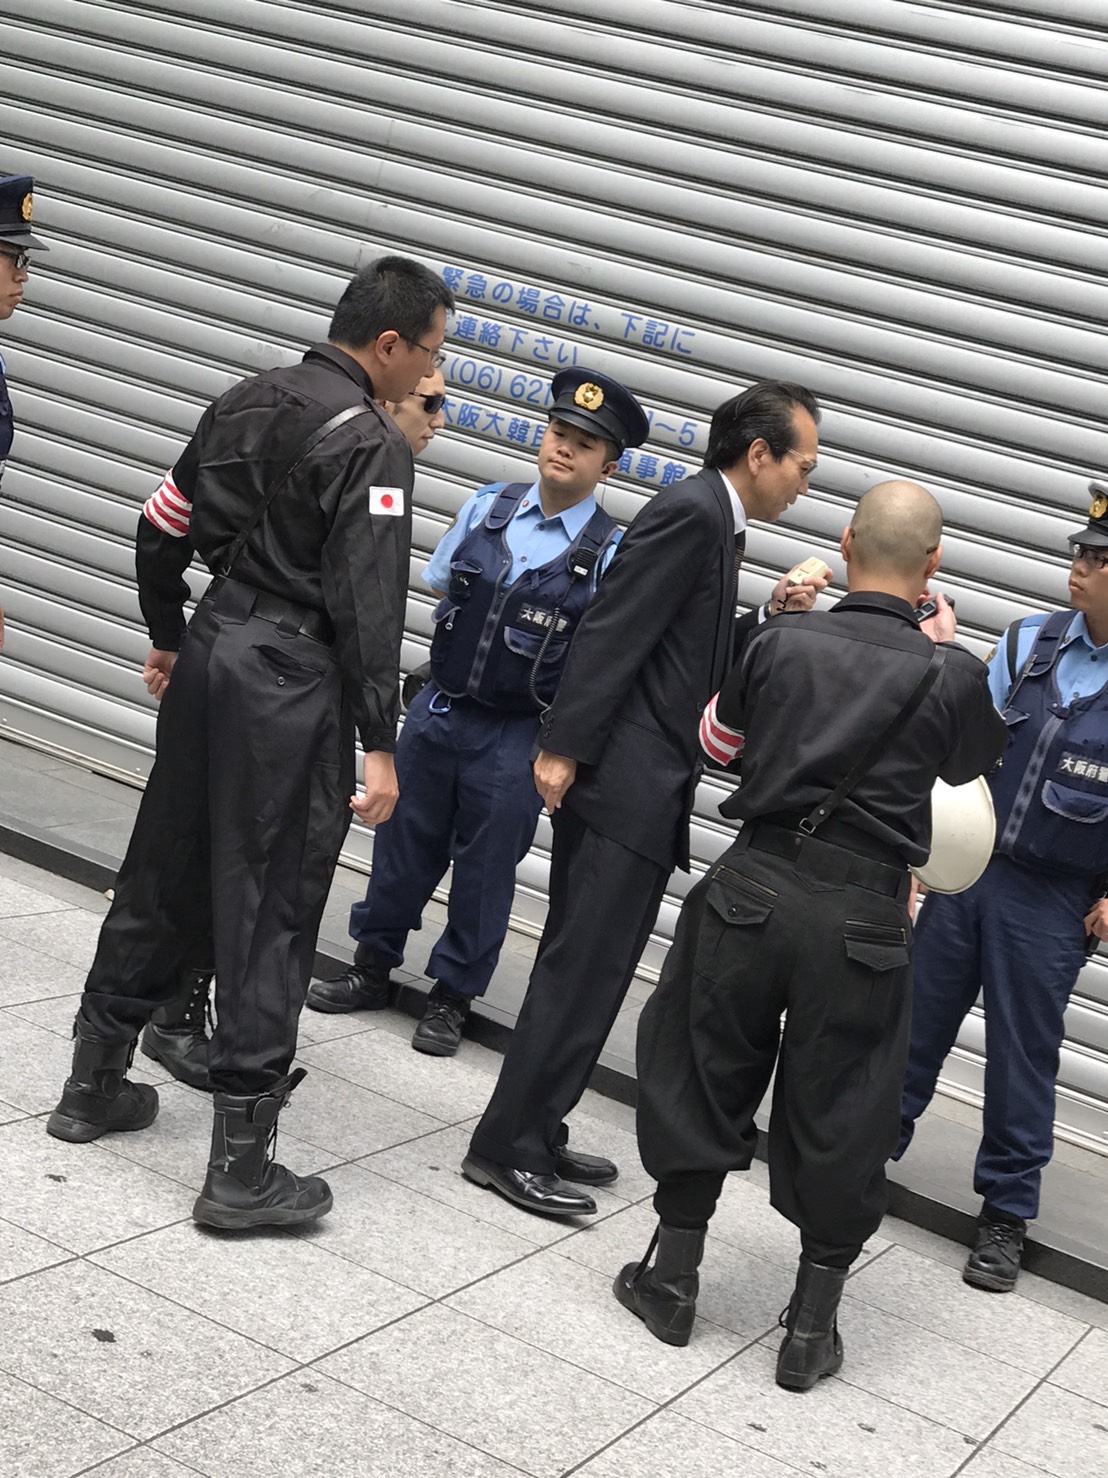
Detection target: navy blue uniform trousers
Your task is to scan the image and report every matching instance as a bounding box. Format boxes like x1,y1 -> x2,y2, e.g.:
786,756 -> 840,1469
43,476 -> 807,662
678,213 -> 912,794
349,686 -> 544,997
896,854 -> 1094,1220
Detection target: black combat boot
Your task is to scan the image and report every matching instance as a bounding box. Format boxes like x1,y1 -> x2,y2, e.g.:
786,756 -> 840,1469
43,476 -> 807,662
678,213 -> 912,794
47,1016 -> 160,1143
613,1221 -> 706,1346
411,982 -> 470,1056
192,1068 -> 332,1230
304,943 -> 399,1014
775,1258 -> 848,1391
140,967 -> 212,1090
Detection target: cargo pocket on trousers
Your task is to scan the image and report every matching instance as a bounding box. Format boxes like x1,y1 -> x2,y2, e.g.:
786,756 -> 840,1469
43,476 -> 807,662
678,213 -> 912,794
693,867 -> 776,978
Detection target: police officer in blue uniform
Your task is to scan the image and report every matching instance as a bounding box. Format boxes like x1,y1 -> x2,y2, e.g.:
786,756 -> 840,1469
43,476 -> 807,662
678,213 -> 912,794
896,483 -> 1108,1292
0,174 -> 49,649
305,370 -> 648,1056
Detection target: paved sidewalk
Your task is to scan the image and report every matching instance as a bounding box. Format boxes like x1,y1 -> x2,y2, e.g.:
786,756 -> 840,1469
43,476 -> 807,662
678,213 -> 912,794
2,853 -> 1106,1478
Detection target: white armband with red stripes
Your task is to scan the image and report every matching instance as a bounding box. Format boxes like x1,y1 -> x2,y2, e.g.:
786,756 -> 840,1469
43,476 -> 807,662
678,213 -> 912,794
143,469 -> 192,537
700,692 -> 744,766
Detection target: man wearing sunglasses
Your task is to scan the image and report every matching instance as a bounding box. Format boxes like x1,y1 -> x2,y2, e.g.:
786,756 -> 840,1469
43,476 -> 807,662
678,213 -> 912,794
895,483 -> 1108,1293
383,370 -> 447,456
307,368 -> 648,1061
0,174 -> 49,652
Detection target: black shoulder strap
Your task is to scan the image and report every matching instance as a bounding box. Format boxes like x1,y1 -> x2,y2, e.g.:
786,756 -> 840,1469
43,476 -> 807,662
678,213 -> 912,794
800,645 -> 945,835
221,402 -> 375,578
483,483 -> 532,531
1005,609 -> 1073,708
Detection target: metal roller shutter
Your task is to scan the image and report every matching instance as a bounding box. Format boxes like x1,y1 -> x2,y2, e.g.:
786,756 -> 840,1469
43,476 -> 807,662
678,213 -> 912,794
0,0 -> 1104,1151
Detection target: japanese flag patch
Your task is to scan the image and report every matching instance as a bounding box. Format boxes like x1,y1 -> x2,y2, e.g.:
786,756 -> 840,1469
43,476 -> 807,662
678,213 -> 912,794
369,485 -> 405,516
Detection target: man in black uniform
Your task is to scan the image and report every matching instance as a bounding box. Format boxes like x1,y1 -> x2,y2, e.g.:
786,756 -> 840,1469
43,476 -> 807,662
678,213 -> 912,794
464,382 -> 825,1216
47,257 -> 453,1232
615,481 -> 1007,1390
0,173 -> 49,651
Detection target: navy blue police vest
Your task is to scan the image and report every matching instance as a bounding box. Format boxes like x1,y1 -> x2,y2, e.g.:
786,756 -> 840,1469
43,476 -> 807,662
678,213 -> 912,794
0,353 -> 12,491
992,609 -> 1108,875
430,482 -> 618,713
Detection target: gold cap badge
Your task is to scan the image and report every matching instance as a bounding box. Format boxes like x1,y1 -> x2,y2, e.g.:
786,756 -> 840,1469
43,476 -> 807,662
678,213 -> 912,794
1090,493 -> 1108,521
574,382 -> 604,412
20,193 -> 32,222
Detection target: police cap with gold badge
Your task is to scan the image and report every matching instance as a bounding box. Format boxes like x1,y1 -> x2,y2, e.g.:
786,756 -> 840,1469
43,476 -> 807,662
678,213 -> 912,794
1069,480 -> 1108,551
548,368 -> 649,455
0,176 -> 48,250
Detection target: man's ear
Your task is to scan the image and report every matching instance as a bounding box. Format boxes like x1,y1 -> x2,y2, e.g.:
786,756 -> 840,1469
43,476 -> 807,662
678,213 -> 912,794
924,543 -> 943,582
840,525 -> 854,564
597,460 -> 619,482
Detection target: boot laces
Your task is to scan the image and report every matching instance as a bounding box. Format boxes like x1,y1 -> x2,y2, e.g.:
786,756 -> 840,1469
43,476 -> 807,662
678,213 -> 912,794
979,1219 -> 1022,1249
181,973 -> 213,1031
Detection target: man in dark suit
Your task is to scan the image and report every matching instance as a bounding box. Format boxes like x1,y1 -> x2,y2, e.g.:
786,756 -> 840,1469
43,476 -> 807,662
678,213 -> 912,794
463,381 -> 822,1216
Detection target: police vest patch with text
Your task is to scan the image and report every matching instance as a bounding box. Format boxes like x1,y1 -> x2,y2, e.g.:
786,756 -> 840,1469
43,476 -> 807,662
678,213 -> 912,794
1058,751 -> 1108,785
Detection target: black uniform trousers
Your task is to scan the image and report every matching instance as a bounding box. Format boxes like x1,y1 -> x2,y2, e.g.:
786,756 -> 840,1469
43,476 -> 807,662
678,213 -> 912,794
469,807 -> 670,1173
80,580 -> 354,1093
636,822 -> 913,1266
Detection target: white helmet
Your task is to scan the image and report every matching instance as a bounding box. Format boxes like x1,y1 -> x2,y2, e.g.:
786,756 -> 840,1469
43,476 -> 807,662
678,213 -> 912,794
911,776 -> 996,894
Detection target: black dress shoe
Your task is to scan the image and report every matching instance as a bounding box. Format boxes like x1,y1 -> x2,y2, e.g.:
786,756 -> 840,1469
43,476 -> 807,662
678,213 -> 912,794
554,1147 -> 619,1186
412,983 -> 470,1056
305,951 -> 398,1014
963,1210 -> 1026,1292
461,1152 -> 597,1218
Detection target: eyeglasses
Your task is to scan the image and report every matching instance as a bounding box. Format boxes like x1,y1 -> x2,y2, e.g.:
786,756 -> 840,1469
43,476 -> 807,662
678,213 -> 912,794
0,247 -> 31,271
785,449 -> 818,475
404,337 -> 445,369
1072,544 -> 1108,570
416,392 -> 446,414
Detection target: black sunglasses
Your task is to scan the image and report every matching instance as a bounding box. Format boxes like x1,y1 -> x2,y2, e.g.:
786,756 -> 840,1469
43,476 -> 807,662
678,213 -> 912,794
417,392 -> 446,414
0,247 -> 31,271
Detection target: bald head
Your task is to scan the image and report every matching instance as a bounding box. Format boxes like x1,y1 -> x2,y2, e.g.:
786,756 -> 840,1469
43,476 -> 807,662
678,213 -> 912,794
847,481 -> 943,579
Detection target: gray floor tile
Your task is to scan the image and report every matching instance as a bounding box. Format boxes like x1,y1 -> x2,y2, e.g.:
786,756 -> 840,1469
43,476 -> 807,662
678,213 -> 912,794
290,1162 -> 539,1297
317,1303 -> 655,1478
285,1062 -> 447,1160
154,1369 -> 522,1476
95,1080 -> 336,1190
0,1261 -> 293,1440
0,1216 -> 72,1283
359,1123 -> 580,1248
0,1371 -> 130,1478
0,854 -> 112,910
957,1448 -> 1064,1478
801,1293 -> 1040,1438
1048,1326 -> 1108,1408
48,818 -> 137,857
990,1383 -> 1108,1478
446,1247 -> 745,1402
3,991 -> 83,1034
0,906 -> 106,967
295,1028 -> 502,1122
92,1220 -> 427,1362
574,1409 -> 801,1478
0,1095 -> 28,1124
80,1450 -> 204,1478
1012,1267 -> 1108,1334
844,1244 -> 1087,1375
553,1199 -> 786,1341
0,1119 -> 190,1253
0,768 -> 134,830
0,875 -> 78,919
0,939 -> 87,1007
671,1343 -> 976,1478
295,1003 -> 382,1045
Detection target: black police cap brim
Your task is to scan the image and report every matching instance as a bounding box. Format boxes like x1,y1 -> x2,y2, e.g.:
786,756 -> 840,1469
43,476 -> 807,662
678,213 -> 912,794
0,229 -> 47,250
1068,527 -> 1108,549
547,406 -> 626,453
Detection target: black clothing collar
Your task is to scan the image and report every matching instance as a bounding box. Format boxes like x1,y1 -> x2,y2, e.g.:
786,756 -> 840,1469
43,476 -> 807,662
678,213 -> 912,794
832,591 -> 919,625
303,342 -> 376,400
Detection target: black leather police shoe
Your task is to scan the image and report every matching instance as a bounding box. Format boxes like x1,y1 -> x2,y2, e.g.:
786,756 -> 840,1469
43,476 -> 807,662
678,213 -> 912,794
412,983 -> 470,1056
461,1152 -> 597,1218
963,1209 -> 1027,1292
554,1147 -> 619,1186
305,948 -> 398,1014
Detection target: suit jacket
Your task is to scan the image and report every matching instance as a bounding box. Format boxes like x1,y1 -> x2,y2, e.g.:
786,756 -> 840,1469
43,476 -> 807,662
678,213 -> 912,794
538,466 -> 737,870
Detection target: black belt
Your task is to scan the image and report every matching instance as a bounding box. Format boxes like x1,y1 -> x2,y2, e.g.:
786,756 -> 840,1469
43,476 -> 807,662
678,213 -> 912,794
203,577 -> 334,646
744,822 -> 909,900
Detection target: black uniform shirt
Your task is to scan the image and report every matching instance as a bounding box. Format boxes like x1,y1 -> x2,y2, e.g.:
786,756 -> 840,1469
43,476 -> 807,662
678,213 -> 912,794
136,344 -> 414,753
717,592 -> 1009,865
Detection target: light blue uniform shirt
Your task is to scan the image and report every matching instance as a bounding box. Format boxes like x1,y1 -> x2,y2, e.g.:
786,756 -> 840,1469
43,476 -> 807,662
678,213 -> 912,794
988,610 -> 1108,709
422,480 -> 621,592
